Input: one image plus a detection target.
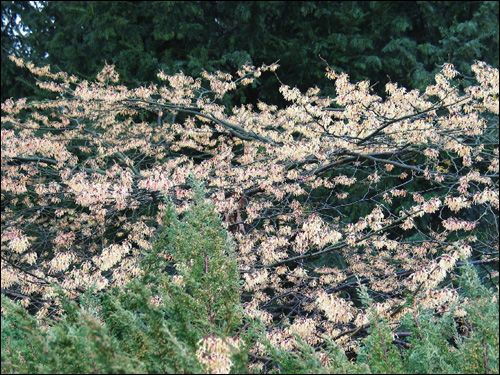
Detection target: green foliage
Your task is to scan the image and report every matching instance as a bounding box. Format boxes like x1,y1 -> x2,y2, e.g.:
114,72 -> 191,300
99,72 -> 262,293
360,263 -> 499,374
143,180 -> 242,336
1,298 -> 46,374
1,195 -> 498,373
1,181 -> 243,374
2,2 -> 498,101
1,294 -> 143,373
357,318 -> 405,373
259,263 -> 499,374
400,264 -> 499,374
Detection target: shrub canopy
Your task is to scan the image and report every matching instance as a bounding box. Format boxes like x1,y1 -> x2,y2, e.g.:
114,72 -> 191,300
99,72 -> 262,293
1,56 -> 498,359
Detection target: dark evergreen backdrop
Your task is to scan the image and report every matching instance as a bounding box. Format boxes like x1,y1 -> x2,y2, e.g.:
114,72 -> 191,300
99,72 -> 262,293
2,1 -> 499,103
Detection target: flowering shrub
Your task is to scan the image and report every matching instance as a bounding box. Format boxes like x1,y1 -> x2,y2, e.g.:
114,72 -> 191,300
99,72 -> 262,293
1,56 -> 498,364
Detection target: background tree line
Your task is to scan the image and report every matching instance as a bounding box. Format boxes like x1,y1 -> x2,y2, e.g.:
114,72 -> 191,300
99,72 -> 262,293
2,1 -> 499,103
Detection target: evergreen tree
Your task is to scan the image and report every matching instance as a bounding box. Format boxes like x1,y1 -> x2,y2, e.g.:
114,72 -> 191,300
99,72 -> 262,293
2,1 -> 498,101
2,181 -> 244,373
